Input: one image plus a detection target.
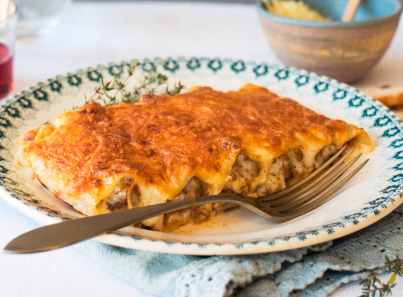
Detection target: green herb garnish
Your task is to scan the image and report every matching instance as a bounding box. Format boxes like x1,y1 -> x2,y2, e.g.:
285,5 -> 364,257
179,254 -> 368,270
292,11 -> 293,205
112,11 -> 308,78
84,60 -> 184,107
360,255 -> 403,297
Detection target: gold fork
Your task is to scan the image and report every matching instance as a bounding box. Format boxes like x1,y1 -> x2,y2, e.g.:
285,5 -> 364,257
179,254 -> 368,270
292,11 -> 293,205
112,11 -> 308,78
4,145 -> 368,254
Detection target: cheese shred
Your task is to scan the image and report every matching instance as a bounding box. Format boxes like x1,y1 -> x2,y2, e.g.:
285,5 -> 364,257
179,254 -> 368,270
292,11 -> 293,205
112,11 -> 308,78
264,0 -> 331,21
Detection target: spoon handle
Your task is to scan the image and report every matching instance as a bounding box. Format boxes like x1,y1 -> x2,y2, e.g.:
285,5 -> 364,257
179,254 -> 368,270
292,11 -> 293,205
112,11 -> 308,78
342,0 -> 362,22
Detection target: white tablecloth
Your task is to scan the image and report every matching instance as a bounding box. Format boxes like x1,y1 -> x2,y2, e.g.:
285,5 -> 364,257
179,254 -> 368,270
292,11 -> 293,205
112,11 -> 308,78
1,2 -> 403,296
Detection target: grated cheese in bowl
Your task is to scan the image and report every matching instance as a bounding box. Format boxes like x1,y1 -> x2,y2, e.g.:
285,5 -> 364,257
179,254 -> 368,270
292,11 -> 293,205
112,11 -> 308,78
263,0 -> 331,21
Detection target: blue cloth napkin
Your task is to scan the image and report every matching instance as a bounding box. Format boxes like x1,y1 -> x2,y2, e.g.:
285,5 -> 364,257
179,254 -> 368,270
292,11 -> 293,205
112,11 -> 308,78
73,205 -> 403,297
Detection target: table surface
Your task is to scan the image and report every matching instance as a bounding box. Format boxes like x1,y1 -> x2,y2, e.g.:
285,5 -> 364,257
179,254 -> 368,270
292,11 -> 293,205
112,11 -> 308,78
1,2 -> 403,296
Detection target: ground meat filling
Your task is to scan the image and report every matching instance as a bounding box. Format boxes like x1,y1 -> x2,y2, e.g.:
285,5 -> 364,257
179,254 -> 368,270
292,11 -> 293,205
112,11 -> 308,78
223,150 -> 306,197
174,177 -> 207,200
163,177 -> 213,230
227,145 -> 338,197
105,177 -> 134,211
103,144 -> 338,229
314,144 -> 338,169
223,153 -> 261,196
129,185 -> 141,207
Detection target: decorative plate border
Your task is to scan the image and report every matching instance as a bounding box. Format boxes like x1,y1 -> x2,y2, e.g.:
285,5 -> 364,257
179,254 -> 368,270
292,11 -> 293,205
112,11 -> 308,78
1,57 -> 402,255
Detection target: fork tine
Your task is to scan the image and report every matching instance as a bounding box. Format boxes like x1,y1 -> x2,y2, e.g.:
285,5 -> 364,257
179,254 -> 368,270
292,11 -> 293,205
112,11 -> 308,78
261,145 -> 351,203
273,155 -> 363,212
270,152 -> 362,210
268,159 -> 369,222
283,158 -> 369,215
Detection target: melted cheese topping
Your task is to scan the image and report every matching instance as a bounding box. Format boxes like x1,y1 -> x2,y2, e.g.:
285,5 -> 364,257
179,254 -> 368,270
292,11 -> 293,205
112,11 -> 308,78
16,84 -> 373,229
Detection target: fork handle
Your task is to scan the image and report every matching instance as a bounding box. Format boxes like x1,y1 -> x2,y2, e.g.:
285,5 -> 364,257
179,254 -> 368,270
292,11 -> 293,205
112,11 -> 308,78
4,195 -> 242,254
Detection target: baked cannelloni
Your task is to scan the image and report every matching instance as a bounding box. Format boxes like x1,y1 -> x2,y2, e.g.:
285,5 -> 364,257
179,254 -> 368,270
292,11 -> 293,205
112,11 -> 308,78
16,84 -> 373,231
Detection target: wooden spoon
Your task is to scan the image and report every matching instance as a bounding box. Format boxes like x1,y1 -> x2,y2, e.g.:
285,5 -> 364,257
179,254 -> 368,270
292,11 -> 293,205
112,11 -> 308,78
342,0 -> 362,22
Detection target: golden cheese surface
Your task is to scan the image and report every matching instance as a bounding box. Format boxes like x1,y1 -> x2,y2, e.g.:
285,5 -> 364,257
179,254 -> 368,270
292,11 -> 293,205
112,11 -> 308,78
17,84 -> 372,215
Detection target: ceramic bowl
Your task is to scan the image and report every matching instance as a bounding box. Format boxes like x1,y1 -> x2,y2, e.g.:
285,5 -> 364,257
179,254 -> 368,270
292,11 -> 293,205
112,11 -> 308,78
257,0 -> 403,83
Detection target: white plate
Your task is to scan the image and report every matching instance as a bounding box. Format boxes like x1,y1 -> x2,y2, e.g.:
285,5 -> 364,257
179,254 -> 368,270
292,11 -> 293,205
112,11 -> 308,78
1,57 -> 402,255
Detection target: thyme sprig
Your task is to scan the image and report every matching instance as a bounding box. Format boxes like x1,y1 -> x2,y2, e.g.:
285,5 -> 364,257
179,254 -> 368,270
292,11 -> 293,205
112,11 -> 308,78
360,255 -> 403,297
84,60 -> 184,106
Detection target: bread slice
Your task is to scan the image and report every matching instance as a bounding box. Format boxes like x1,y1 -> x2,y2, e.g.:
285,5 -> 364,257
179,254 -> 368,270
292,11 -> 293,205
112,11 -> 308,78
360,85 -> 403,107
